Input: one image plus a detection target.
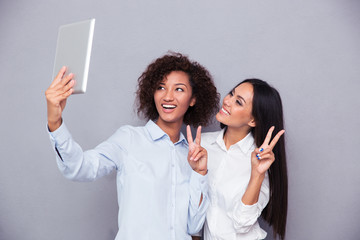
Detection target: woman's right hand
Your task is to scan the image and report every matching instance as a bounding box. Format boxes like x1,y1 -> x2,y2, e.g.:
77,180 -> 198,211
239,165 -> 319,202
45,66 -> 75,131
251,126 -> 285,177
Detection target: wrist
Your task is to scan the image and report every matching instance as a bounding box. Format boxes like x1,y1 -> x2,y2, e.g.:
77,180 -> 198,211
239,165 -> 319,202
48,118 -> 62,132
196,169 -> 208,176
250,172 -> 265,182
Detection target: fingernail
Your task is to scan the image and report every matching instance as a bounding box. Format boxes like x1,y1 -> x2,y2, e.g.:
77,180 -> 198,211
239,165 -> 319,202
260,148 -> 264,152
257,156 -> 261,160
256,154 -> 260,158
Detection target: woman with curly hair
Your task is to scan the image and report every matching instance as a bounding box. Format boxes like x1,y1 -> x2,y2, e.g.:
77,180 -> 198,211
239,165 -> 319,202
45,52 -> 220,240
194,79 -> 287,240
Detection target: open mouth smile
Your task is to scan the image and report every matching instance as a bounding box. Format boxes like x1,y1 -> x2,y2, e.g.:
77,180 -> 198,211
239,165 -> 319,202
162,104 -> 176,109
220,107 -> 230,116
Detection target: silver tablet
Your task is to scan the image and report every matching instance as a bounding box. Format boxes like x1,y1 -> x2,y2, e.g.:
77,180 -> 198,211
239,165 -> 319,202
52,19 -> 95,94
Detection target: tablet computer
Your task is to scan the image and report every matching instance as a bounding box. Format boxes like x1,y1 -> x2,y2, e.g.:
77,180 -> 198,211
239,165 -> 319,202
52,18 -> 95,94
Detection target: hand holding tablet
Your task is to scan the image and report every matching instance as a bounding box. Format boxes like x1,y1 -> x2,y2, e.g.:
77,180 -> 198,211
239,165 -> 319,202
46,19 -> 95,131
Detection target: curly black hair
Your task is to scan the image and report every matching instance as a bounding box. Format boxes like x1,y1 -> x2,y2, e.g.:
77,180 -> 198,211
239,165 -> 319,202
136,52 -> 219,127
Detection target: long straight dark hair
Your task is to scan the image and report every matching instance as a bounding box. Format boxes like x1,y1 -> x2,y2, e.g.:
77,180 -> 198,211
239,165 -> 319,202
221,79 -> 288,239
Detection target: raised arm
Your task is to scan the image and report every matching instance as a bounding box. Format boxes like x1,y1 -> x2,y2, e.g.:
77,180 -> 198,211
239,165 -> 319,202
242,127 -> 285,205
232,127 -> 285,233
186,125 -> 209,234
45,67 -> 120,181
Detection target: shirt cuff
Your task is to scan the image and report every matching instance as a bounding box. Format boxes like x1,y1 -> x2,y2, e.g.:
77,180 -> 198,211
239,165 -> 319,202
190,170 -> 208,192
233,200 -> 259,218
189,170 -> 208,206
47,121 -> 72,146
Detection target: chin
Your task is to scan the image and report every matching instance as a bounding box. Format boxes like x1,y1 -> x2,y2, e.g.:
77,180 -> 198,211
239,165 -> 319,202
159,116 -> 183,124
215,113 -> 225,124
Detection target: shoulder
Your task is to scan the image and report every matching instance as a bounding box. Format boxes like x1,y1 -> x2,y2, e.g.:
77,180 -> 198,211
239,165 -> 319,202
110,124 -> 149,143
202,130 -> 221,146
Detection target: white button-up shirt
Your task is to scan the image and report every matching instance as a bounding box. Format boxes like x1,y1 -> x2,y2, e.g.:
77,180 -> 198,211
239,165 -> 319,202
202,129 -> 269,240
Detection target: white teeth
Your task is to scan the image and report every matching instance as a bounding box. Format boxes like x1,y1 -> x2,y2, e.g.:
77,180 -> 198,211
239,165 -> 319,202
162,104 -> 176,109
221,107 -> 230,116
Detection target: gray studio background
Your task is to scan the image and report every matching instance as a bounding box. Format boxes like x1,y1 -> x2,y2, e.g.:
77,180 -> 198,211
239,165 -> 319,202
1,0 -> 359,239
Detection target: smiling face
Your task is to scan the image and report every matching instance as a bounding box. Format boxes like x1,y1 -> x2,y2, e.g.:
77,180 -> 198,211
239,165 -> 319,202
154,71 -> 196,128
216,82 -> 256,131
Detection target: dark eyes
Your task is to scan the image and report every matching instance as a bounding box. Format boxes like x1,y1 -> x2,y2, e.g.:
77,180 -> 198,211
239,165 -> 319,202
228,90 -> 242,106
156,86 -> 184,92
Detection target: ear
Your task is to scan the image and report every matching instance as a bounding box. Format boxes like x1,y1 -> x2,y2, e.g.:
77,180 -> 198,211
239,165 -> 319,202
248,118 -> 256,128
189,96 -> 196,107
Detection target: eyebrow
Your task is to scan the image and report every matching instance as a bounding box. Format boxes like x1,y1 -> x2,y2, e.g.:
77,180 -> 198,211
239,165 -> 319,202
159,82 -> 189,89
232,89 -> 246,103
238,95 -> 246,103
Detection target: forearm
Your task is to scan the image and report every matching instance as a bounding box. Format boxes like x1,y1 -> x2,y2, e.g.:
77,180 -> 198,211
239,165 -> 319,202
48,118 -> 62,132
241,173 -> 265,205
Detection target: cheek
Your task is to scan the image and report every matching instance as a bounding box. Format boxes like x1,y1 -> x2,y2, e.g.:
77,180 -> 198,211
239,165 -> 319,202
232,109 -> 251,121
153,92 -> 161,104
179,94 -> 193,107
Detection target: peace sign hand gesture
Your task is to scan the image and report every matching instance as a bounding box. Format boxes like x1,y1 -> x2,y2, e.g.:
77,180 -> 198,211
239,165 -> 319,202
187,125 -> 207,176
251,126 -> 285,176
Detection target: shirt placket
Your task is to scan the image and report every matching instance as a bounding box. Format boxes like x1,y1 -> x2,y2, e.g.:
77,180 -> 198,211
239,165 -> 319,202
170,145 -> 176,240
211,153 -> 227,237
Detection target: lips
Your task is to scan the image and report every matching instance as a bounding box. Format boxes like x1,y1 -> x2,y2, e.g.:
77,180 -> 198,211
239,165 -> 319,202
220,107 -> 230,116
162,104 -> 176,109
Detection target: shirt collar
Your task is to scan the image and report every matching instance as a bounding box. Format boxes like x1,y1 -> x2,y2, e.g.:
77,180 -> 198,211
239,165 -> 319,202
145,120 -> 188,146
214,128 -> 255,154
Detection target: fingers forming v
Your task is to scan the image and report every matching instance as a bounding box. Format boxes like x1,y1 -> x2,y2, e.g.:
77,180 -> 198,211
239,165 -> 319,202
269,129 -> 285,149
190,148 -> 201,161
187,125 -> 193,144
195,126 -> 202,145
263,126 -> 275,146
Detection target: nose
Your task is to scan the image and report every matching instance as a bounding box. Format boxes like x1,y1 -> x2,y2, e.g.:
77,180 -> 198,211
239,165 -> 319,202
223,94 -> 231,106
164,89 -> 174,101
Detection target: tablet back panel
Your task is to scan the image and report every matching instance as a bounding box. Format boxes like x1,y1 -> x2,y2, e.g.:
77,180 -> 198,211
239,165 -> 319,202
52,19 -> 95,94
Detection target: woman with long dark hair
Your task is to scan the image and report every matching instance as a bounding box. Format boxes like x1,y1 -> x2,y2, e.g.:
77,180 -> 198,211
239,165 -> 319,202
199,79 -> 287,240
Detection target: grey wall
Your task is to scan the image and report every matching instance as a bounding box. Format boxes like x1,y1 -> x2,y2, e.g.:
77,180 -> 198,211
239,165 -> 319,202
1,0 -> 359,239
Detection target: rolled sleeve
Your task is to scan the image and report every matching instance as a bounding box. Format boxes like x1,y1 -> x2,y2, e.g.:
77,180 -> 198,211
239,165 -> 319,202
232,201 -> 262,233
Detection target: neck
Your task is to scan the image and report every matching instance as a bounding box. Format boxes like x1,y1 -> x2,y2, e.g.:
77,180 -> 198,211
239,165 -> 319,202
223,126 -> 251,150
156,119 -> 182,143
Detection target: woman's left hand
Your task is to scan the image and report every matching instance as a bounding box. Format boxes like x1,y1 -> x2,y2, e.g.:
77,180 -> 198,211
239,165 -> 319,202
187,125 -> 207,176
251,126 -> 285,176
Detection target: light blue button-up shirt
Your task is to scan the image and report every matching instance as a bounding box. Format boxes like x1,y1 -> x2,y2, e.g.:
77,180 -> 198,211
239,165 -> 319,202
48,120 -> 209,240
